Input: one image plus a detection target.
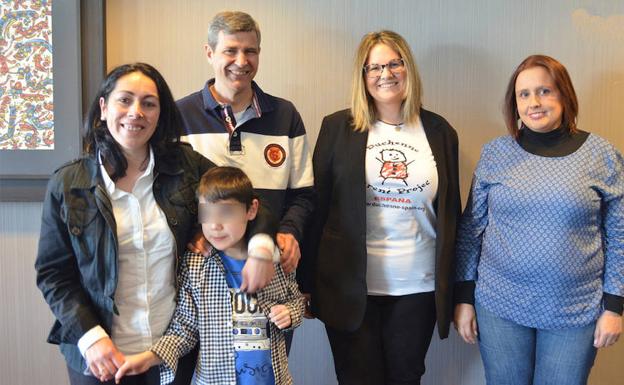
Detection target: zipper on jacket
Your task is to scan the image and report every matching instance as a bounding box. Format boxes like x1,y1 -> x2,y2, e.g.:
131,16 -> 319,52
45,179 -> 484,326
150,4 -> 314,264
95,184 -> 120,315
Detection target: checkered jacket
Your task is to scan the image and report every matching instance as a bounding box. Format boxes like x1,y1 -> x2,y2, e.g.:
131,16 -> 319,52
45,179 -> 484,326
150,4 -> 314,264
150,249 -> 304,385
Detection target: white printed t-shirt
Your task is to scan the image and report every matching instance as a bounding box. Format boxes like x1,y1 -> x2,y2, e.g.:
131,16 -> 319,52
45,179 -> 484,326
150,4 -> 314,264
365,119 -> 438,295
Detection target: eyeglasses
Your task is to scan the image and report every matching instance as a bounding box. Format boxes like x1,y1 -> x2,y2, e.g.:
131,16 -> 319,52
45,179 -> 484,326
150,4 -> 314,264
363,58 -> 405,78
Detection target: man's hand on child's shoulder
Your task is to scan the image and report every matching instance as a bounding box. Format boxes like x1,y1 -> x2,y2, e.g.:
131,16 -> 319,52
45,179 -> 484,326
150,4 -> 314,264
269,304 -> 292,329
114,351 -> 162,384
276,232 -> 301,274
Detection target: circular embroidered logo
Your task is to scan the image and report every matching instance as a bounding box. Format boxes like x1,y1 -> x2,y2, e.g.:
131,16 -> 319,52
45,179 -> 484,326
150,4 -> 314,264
264,144 -> 286,167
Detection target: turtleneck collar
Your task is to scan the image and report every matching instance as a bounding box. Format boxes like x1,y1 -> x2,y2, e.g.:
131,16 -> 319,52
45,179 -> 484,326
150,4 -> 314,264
517,125 -> 589,157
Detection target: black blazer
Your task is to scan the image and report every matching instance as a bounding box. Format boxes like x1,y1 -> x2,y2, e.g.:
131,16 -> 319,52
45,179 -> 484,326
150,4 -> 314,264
304,108 -> 460,338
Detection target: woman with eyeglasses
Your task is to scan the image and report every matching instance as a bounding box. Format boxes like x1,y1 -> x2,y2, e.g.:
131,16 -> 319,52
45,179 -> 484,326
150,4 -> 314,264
454,54 -> 623,385
303,30 -> 460,384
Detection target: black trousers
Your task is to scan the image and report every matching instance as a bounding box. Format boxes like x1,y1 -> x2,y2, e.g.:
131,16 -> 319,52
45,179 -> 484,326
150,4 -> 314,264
284,329 -> 294,355
67,347 -> 197,385
325,292 -> 436,385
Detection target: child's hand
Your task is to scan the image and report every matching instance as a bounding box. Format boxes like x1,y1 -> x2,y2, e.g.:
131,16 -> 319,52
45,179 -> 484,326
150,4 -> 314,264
114,351 -> 161,384
269,304 -> 292,329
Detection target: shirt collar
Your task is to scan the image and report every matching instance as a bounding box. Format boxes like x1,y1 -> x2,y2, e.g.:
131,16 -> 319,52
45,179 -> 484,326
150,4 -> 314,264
99,147 -> 155,198
201,78 -> 273,117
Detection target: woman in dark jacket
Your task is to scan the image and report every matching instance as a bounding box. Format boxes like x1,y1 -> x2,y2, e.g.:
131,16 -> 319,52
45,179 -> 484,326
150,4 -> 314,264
305,31 -> 460,385
35,63 -> 274,385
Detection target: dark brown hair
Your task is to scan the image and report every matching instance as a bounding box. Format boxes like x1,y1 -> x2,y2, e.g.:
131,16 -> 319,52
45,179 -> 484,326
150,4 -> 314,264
197,166 -> 254,208
83,63 -> 182,180
503,55 -> 578,138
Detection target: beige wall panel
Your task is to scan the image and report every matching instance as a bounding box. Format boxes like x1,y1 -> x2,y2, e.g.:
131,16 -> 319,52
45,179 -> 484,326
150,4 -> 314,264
0,202 -> 69,385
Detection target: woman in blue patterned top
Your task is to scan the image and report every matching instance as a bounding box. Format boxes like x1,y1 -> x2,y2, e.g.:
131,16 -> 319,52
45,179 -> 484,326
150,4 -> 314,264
454,55 -> 623,385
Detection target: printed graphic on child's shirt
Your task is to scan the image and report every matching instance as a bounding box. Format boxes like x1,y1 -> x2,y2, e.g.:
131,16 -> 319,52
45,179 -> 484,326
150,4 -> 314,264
230,289 -> 271,351
229,288 -> 275,385
221,253 -> 275,385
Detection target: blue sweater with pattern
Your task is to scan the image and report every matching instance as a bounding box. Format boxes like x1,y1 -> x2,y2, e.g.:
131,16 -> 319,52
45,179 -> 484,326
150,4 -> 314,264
456,134 -> 624,328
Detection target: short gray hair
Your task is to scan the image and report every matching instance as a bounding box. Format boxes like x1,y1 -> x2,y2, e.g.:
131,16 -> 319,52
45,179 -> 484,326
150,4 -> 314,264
207,11 -> 261,49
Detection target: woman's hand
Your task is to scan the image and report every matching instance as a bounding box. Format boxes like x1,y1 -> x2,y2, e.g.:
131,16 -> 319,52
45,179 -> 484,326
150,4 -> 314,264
85,337 -> 125,382
114,351 -> 162,384
269,304 -> 292,329
594,310 -> 622,348
454,303 -> 478,344
187,230 -> 210,255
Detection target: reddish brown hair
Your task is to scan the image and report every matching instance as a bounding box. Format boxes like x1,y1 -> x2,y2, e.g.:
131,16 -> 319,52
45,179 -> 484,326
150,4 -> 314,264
503,55 -> 578,138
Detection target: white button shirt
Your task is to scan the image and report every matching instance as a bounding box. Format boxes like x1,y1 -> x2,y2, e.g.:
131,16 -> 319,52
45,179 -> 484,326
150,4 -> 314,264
78,149 -> 177,355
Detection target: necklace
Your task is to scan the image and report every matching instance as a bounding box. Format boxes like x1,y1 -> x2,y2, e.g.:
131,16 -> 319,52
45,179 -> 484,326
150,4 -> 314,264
378,119 -> 404,131
138,151 -> 150,171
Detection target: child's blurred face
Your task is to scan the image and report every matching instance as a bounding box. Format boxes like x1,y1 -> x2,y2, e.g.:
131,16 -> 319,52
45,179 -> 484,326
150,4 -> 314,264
198,197 -> 258,255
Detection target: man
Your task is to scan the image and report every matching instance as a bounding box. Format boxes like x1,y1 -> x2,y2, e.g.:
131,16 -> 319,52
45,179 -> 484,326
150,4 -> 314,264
178,11 -> 315,313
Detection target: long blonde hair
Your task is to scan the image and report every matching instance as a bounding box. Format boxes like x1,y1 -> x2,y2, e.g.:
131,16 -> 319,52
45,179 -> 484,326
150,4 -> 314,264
350,30 -> 422,132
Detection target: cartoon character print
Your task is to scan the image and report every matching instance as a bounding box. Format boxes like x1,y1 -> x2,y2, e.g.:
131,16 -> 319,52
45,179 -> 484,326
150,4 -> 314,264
377,149 -> 413,186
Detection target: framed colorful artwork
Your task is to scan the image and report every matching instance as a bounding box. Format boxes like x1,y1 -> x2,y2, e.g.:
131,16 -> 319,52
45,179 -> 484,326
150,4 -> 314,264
0,0 -> 104,201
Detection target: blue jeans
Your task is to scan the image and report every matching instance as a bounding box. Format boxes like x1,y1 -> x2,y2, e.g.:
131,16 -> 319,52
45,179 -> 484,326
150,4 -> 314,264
475,302 -> 597,385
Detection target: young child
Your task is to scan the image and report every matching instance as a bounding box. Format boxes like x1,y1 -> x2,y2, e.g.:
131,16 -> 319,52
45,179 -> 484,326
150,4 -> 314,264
115,166 -> 304,385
